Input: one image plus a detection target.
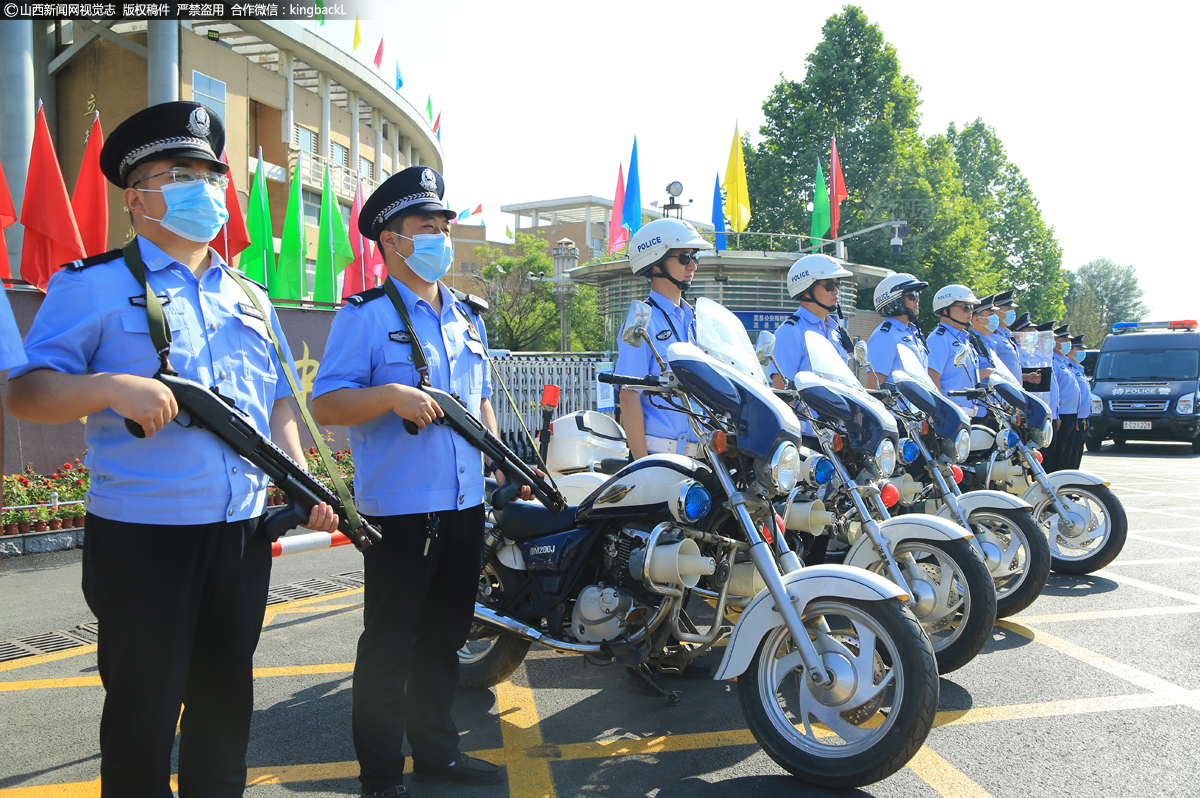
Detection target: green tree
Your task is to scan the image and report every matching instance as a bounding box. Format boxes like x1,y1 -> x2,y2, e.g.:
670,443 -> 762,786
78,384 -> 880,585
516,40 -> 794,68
946,118 -> 1065,322
1065,258 -> 1148,343
472,234 -> 560,351
567,284 -> 605,351
1061,273 -> 1109,348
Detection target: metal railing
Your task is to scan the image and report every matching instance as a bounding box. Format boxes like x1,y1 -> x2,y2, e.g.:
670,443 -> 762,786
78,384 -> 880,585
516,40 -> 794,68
488,352 -> 613,462
290,150 -> 378,202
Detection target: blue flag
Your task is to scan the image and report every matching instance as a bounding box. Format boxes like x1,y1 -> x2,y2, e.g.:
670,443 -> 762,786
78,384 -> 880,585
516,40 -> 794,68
621,137 -> 642,235
395,63 -> 403,90
711,173 -> 727,250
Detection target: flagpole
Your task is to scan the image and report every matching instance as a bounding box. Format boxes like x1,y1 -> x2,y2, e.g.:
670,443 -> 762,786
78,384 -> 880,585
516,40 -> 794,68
357,171 -> 366,293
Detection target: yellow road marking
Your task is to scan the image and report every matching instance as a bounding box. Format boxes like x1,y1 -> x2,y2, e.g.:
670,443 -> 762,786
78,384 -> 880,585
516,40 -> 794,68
496,667 -> 556,798
268,603 -> 359,614
0,644 -> 97,673
906,746 -> 993,797
934,693 -> 1177,726
261,586 -> 363,628
0,778 -> 101,797
0,676 -> 102,691
1015,605 -> 1200,624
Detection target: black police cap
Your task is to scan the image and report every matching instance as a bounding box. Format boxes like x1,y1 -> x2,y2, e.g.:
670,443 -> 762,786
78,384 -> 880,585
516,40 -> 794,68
359,166 -> 456,241
1010,312 -> 1032,331
1072,334 -> 1086,346
100,101 -> 227,188
976,293 -> 996,311
1033,321 -> 1057,332
1054,324 -> 1072,337
993,289 -> 1017,307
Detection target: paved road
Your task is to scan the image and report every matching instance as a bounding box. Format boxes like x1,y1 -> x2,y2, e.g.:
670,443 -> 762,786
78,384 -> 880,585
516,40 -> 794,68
2,442 -> 1198,797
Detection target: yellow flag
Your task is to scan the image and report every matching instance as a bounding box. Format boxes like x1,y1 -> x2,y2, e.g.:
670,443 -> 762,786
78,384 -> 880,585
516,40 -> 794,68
353,17 -> 362,51
723,124 -> 751,232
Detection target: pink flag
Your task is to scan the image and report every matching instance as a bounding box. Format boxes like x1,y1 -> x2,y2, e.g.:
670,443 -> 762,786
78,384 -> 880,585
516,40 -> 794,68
471,204 -> 482,216
608,164 -> 628,254
373,38 -> 383,70
830,135 -> 848,240
342,174 -> 386,299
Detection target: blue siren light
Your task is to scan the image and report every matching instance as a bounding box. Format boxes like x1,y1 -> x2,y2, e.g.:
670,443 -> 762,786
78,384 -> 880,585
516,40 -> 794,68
899,439 -> 921,464
811,456 -> 836,485
683,483 -> 712,521
1005,430 -> 1021,448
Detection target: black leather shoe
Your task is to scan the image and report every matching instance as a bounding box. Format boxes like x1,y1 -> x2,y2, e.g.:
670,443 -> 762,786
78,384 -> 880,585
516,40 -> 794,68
362,786 -> 406,797
412,753 -> 503,785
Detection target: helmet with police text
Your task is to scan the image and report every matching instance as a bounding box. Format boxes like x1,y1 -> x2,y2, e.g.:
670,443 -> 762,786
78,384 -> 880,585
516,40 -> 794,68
873,272 -> 929,317
786,254 -> 853,300
931,284 -> 980,314
628,218 -> 713,276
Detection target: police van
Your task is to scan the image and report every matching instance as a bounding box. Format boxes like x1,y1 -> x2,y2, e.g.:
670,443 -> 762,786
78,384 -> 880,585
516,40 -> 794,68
1086,320 -> 1200,453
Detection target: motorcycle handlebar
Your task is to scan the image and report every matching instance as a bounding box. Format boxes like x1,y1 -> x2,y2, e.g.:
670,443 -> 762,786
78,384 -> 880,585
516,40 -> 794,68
947,389 -> 986,400
598,373 -> 661,388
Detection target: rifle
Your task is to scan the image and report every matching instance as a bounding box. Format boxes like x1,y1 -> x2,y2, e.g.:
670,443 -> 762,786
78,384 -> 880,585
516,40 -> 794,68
405,386 -> 568,515
123,372 -> 382,550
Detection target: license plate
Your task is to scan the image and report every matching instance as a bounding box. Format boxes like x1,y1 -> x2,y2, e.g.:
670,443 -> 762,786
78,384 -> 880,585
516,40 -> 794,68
1123,421 -> 1152,430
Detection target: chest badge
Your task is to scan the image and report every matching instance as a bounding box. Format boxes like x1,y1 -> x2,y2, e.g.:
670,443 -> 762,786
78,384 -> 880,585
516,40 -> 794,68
237,302 -> 265,321
655,329 -> 674,341
389,330 -> 412,344
901,335 -> 912,342
129,293 -> 171,307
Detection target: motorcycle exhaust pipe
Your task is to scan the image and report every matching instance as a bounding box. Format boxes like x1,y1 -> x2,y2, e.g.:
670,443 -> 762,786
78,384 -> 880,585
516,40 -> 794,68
784,500 -> 834,533
473,604 -> 606,654
631,537 -> 715,589
887,473 -> 921,506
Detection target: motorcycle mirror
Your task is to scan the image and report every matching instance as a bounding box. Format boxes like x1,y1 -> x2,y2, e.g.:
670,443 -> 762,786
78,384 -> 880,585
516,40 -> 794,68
754,331 -> 777,364
954,345 -> 971,369
620,301 -> 653,347
854,340 -> 869,368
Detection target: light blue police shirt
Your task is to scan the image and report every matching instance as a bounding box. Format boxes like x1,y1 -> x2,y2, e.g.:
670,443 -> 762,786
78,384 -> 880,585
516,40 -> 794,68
615,290 -> 699,446
987,328 -> 1022,379
768,305 -> 848,383
1070,358 -> 1091,419
312,277 -> 491,516
867,317 -> 927,380
1053,353 -> 1080,415
927,322 -> 984,418
0,285 -> 27,371
11,238 -> 295,524
1019,339 -> 1059,419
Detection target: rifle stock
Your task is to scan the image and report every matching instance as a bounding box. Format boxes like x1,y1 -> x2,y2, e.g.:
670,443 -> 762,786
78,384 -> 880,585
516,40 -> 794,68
124,373 -> 382,550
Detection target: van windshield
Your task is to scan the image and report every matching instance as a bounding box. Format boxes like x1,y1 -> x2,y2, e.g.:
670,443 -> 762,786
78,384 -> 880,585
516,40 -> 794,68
1095,349 -> 1199,381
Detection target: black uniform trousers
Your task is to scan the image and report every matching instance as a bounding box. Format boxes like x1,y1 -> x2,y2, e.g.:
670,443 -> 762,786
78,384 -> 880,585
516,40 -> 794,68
1044,413 -> 1078,472
1067,419 -> 1089,470
81,513 -> 272,798
353,504 -> 485,793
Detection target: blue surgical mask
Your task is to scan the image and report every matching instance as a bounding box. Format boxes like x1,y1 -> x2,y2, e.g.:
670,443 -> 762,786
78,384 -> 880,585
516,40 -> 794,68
393,233 -> 454,283
1003,309 -> 1016,326
140,180 -> 229,243
985,314 -> 1000,332
1058,341 -> 1072,355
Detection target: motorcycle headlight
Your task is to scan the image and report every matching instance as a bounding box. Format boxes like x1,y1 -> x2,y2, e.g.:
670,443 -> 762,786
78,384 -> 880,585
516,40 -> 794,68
760,442 -> 800,494
954,429 -> 971,463
1041,418 -> 1054,447
874,439 -> 896,477
672,480 -> 712,524
898,438 -> 921,465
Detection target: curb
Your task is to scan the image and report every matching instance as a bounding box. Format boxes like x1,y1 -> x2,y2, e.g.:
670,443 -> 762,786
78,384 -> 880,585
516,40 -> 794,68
0,527 -> 85,558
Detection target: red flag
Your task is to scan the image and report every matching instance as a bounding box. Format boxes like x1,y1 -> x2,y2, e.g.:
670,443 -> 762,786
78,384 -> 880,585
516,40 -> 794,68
212,149 -> 252,264
373,38 -> 383,70
342,174 -> 386,299
830,135 -> 848,240
0,159 -> 18,282
608,164 -> 628,254
20,104 -> 86,291
71,112 -> 108,257
471,204 -> 482,216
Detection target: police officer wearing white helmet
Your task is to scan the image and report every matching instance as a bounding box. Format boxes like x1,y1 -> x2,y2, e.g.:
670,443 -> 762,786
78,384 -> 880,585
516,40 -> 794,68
615,218 -> 713,459
927,284 -> 989,419
768,253 -> 854,389
864,273 -> 929,389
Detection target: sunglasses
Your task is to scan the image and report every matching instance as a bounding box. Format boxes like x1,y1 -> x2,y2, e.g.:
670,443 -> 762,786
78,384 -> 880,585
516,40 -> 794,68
903,291 -> 920,301
951,303 -> 977,312
814,280 -> 841,292
675,252 -> 702,266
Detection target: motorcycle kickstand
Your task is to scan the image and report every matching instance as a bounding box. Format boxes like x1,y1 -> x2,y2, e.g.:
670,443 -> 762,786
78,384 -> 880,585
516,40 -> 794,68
626,664 -> 682,707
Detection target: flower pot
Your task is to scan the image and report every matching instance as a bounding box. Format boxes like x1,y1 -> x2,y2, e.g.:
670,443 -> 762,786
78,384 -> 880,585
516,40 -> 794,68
73,516 -> 85,528
48,519 -> 62,530
34,521 -> 47,532
3,524 -> 15,535
18,523 -> 30,535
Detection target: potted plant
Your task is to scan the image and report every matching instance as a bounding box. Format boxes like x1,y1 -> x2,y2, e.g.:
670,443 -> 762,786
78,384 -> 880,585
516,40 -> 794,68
11,508 -> 30,535
32,505 -> 48,532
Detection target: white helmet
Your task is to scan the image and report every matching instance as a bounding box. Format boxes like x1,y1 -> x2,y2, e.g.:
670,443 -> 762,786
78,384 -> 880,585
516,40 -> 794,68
931,284 -> 980,314
873,273 -> 929,316
629,218 -> 713,276
786,253 -> 853,299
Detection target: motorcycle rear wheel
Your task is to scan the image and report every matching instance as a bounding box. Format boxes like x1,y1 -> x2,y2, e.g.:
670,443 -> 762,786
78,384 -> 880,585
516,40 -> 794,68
738,598 -> 938,788
458,559 -> 532,689
969,508 -> 1051,617
1035,483 -> 1128,574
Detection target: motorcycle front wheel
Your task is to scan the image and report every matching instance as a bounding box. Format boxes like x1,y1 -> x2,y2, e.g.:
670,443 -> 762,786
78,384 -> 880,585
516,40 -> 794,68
458,558 -> 532,689
1034,483 -> 1128,574
876,538 -> 997,673
969,508 -> 1051,617
738,597 -> 938,788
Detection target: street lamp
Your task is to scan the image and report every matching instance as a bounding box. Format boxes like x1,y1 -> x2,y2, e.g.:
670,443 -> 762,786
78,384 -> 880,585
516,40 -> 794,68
550,238 -> 579,352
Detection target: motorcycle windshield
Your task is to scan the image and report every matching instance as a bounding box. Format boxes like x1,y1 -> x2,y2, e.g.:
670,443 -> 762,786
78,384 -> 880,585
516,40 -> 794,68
986,354 -> 1050,423
797,331 -> 898,451
891,345 -> 970,439
694,296 -> 768,385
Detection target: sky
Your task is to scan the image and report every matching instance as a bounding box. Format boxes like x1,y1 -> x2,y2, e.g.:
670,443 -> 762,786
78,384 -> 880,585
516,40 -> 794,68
309,0 -> 1199,321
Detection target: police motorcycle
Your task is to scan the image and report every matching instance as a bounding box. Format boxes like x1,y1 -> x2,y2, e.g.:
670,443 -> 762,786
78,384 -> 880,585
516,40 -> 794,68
461,298 -> 939,788
881,344 -> 1051,617
952,354 -> 1128,575
762,329 -> 996,674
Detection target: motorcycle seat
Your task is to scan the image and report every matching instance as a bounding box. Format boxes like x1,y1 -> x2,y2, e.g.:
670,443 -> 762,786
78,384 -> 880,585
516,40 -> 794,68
493,500 -> 579,540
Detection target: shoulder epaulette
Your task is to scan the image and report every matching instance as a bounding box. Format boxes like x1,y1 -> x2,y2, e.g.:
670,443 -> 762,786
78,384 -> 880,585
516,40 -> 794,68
66,248 -> 122,271
933,326 -> 946,335
782,314 -> 799,326
451,287 -> 488,315
346,286 -> 387,306
880,321 -> 892,332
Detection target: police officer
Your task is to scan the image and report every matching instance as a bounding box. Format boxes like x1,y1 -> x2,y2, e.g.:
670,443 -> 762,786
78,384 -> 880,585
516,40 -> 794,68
1045,324 -> 1080,471
768,253 -> 853,390
927,284 -> 987,420
864,272 -> 929,388
6,101 -> 336,798
1068,335 -> 1092,469
615,217 -> 713,459
987,290 -> 1024,380
968,293 -> 998,372
311,166 -> 525,796
0,278 -> 27,503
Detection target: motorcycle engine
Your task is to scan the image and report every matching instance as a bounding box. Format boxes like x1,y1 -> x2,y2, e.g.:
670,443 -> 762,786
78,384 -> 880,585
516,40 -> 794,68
570,585 -> 637,643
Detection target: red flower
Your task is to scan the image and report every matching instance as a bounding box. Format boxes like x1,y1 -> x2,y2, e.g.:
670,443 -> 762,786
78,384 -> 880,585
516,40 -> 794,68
74,458 -> 81,464
63,463 -> 72,471
76,480 -> 84,487
18,476 -> 28,485
52,472 -> 61,479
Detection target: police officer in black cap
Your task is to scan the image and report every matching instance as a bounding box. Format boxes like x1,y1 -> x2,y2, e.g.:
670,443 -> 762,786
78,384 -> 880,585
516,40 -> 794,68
7,101 -> 337,797
313,166 -> 532,797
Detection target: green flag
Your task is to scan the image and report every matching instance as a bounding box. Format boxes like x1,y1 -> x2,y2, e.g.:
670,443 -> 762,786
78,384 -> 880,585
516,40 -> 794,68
276,163 -> 307,301
315,166 -> 354,303
810,160 -> 830,248
239,152 -> 275,290
426,95 -> 433,124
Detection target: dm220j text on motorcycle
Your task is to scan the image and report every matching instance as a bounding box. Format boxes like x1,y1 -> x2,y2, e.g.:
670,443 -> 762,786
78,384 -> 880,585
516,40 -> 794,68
459,299 -> 939,788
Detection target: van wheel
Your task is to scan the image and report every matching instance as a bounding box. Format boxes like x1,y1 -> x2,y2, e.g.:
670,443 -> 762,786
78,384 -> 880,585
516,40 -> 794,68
1085,435 -> 1103,453
1113,437 -> 1126,446
1192,437 -> 1200,454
